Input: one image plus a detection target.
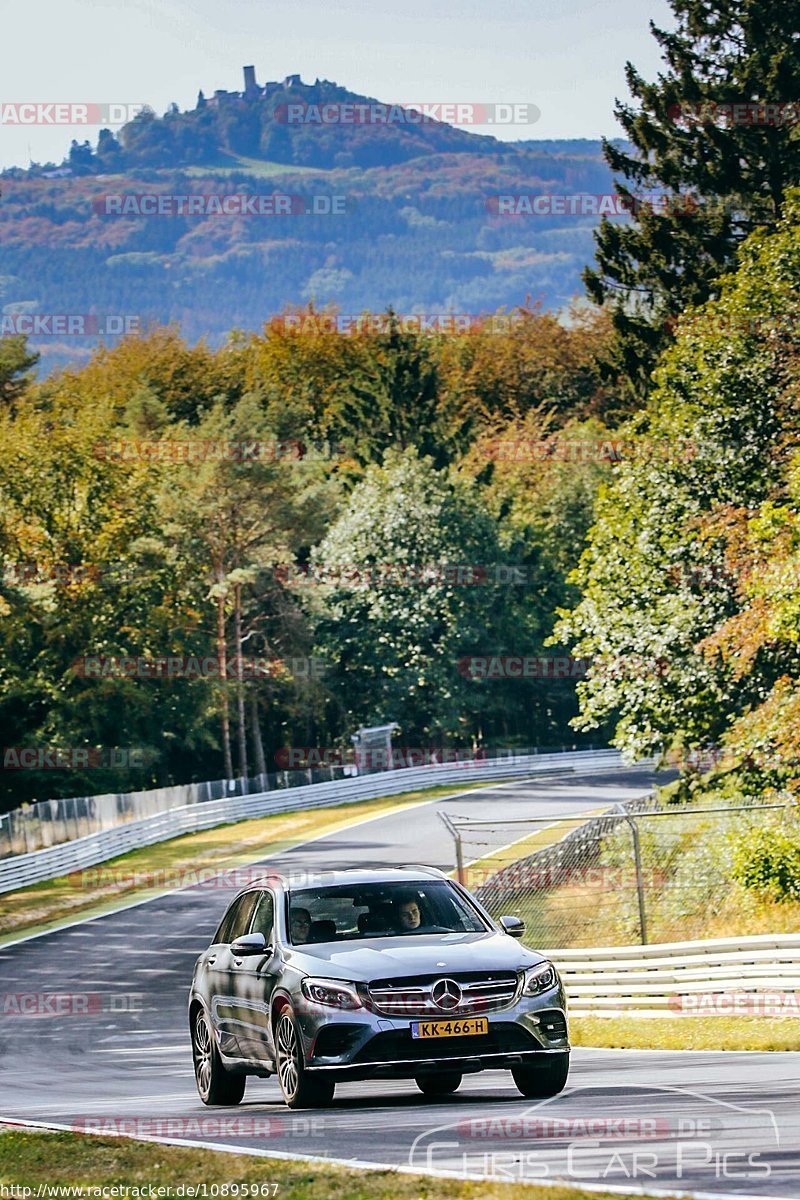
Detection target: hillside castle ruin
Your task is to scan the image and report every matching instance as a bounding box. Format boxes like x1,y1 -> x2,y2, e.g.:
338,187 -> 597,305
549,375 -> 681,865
200,67 -> 304,109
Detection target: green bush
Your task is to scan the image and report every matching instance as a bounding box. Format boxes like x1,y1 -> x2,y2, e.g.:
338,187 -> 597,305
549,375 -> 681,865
731,824 -> 800,902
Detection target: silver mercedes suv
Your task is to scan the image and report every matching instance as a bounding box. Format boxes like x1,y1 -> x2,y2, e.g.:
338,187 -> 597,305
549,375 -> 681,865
189,866 -> 569,1108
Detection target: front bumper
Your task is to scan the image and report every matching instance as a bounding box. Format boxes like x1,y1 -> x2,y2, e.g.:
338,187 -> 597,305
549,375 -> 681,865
294,987 -> 569,1081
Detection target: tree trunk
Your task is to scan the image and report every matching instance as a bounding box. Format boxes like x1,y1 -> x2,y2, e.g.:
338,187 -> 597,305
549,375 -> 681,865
234,583 -> 249,781
251,691 -> 267,782
216,591 -> 233,780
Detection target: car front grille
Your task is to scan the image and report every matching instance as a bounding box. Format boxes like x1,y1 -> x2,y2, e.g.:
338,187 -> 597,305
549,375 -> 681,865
367,971 -> 520,1017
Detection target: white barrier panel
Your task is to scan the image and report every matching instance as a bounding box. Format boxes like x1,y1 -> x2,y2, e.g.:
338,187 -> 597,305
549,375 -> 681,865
0,749 -> 635,895
545,932 -> 800,1017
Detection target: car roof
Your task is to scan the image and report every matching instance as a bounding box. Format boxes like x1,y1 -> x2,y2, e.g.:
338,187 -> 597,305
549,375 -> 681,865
231,865 -> 449,898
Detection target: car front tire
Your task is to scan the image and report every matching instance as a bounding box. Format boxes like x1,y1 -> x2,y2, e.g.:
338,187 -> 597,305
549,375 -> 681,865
512,1052 -> 569,1098
275,1008 -> 336,1109
415,1071 -> 462,1096
192,1007 -> 246,1106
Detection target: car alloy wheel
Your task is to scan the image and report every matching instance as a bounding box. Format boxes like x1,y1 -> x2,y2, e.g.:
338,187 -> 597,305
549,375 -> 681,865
277,1013 -> 300,1100
193,1010 -> 213,1097
275,1007 -> 336,1109
191,1008 -> 245,1106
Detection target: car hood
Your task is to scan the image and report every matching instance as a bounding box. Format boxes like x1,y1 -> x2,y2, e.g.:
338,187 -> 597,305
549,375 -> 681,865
286,930 -> 546,981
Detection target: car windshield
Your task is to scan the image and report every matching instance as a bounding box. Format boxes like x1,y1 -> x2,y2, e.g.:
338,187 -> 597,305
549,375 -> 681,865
286,880 -> 488,944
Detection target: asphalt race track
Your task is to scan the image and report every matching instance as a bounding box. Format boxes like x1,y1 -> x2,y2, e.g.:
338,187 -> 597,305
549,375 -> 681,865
1,769 -> 798,1198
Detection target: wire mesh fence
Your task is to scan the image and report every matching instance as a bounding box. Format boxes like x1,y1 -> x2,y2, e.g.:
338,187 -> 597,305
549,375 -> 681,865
442,795 -> 799,947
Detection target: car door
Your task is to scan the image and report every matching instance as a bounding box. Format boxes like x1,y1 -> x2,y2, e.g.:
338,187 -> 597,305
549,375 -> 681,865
207,891 -> 260,1058
230,889 -> 279,1063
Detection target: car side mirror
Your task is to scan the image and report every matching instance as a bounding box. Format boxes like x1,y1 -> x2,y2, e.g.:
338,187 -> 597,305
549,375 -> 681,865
499,915 -> 525,939
231,932 -> 269,957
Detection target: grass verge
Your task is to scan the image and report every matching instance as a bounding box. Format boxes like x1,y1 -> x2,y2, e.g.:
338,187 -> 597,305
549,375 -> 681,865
0,1129 -> 679,1200
571,1016 -> 800,1052
0,781 -> 502,945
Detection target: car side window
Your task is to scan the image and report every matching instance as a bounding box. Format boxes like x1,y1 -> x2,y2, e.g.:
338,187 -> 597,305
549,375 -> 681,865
213,897 -> 243,946
213,893 -> 259,945
250,891 -> 274,944
228,892 -> 260,942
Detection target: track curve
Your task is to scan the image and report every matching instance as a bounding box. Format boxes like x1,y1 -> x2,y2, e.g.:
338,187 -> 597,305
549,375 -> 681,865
1,770 -> 798,1198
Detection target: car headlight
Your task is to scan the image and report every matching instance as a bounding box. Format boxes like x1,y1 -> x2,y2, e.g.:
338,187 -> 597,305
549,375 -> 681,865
301,977 -> 362,1010
522,961 -> 558,996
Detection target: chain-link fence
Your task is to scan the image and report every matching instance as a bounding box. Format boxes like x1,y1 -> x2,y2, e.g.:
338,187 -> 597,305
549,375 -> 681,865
442,795 -> 798,946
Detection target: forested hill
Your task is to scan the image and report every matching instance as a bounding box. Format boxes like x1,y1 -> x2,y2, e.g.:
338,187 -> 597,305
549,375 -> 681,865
25,73 -> 609,174
65,75 -> 509,172
1,72 -> 625,375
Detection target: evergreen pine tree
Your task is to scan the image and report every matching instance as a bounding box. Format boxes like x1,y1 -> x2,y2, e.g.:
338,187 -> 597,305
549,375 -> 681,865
585,0 -> 800,392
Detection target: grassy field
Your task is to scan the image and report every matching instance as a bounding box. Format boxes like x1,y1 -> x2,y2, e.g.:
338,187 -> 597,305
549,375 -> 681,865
571,1016 -> 800,1051
0,1129 -> 681,1200
182,155 -> 327,178
0,781 -> 503,944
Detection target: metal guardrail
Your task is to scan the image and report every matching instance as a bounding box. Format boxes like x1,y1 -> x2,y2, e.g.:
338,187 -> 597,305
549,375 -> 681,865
547,933 -> 800,1016
0,769 -> 332,857
0,742 -> 609,858
0,748 -> 631,895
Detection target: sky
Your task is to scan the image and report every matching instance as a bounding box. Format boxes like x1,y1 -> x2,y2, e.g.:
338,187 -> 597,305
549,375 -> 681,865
0,0 -> 674,171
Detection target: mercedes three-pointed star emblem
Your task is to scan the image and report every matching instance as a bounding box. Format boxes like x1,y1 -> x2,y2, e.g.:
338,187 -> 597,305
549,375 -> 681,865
431,977 -> 462,1010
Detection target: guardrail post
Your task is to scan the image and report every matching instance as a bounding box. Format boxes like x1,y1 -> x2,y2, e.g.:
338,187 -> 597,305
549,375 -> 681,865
20,812 -> 32,856
615,803 -> 647,945
438,811 -> 466,884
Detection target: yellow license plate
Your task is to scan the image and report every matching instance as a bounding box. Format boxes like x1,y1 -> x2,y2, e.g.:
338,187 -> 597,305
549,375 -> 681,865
411,1017 -> 489,1039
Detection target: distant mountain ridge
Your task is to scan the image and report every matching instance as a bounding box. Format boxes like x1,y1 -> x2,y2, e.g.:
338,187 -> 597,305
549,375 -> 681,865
0,69 -> 629,377
53,68 -> 525,174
